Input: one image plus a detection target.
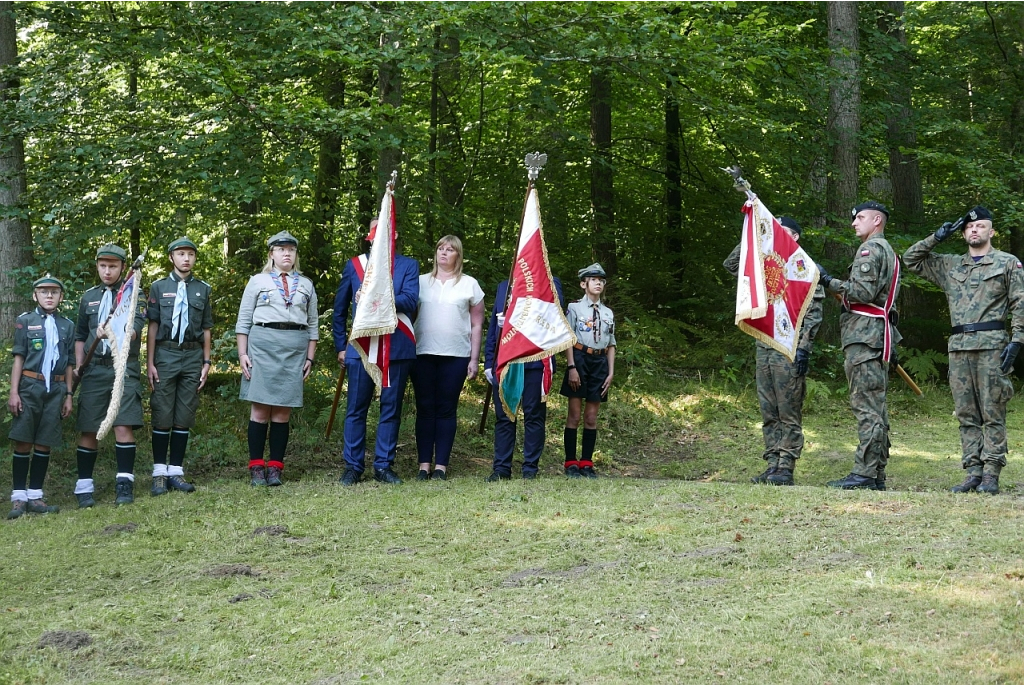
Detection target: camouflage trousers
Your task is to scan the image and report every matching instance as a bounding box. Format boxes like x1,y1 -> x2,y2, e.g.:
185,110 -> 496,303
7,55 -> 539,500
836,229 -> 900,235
755,346 -> 806,469
948,349 -> 1012,469
844,345 -> 890,479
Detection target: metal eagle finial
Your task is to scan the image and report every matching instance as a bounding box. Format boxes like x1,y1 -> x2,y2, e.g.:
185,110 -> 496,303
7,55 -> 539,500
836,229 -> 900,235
723,165 -> 755,200
525,152 -> 548,181
387,170 -> 398,191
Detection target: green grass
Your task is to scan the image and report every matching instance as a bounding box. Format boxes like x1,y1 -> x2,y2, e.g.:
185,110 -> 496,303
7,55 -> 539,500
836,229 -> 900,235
2,370 -> 1024,683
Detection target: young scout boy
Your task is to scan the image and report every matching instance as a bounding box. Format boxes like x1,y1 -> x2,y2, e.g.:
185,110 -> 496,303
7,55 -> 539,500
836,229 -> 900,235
561,263 -> 616,478
7,275 -> 75,519
73,244 -> 146,507
146,237 -> 212,496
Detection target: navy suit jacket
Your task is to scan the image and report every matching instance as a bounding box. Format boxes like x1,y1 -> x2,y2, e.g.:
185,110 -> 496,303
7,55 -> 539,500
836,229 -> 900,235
484,277 -> 564,373
333,253 -> 420,362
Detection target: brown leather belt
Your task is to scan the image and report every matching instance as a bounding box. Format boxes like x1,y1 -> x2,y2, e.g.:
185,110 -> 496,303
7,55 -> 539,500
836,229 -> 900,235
22,369 -> 65,382
573,342 -> 607,356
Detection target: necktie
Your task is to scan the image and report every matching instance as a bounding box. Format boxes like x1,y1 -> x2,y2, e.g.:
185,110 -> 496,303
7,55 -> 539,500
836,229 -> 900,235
282,274 -> 290,299
41,314 -> 59,392
592,303 -> 601,344
97,288 -> 113,354
171,279 -> 189,344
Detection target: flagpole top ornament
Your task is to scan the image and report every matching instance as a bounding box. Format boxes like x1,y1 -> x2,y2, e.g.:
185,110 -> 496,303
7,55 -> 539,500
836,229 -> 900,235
723,165 -> 755,200
525,152 -> 548,181
131,249 -> 147,270
387,170 -> 398,191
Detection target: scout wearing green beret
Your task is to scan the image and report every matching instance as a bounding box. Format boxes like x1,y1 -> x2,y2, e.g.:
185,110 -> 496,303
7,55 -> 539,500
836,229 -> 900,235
560,263 -> 616,479
145,237 -> 212,496
7,274 -> 75,519
73,243 -> 146,508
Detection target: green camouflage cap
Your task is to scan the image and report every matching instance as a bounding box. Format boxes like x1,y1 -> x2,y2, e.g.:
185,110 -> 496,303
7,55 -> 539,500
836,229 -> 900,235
32,273 -> 65,291
96,243 -> 128,262
267,230 -> 299,248
168,236 -> 198,253
578,262 -> 607,280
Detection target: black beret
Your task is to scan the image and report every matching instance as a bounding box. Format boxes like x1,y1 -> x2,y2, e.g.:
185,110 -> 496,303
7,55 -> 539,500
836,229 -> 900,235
965,205 -> 992,223
851,201 -> 889,219
778,216 -> 802,237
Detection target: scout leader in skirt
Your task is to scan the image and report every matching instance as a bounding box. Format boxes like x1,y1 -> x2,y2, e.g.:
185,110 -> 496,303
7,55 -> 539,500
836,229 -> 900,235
236,231 -> 319,487
73,244 -> 147,508
7,275 -> 74,519
146,237 -> 213,497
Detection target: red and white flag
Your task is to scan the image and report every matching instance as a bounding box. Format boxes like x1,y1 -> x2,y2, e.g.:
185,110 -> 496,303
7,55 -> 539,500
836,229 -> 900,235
496,185 -> 574,416
735,198 -> 819,361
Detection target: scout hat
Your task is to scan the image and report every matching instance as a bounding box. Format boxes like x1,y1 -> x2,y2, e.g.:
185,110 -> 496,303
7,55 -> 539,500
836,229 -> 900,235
851,201 -> 889,219
96,243 -> 128,262
267,230 -> 299,248
965,205 -> 992,224
778,216 -> 802,237
33,273 -> 65,291
168,236 -> 198,253
578,263 -> 607,280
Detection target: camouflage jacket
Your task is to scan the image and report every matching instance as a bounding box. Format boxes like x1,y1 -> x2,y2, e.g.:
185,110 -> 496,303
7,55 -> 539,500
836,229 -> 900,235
723,243 -> 825,354
825,233 -> 902,363
903,233 -> 1024,352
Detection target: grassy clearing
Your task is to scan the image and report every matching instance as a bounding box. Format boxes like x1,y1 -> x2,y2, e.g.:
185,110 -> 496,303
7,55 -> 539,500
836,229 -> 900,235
2,371 -> 1024,683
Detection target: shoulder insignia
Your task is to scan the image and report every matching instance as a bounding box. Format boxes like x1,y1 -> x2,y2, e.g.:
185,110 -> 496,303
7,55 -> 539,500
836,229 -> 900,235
14,322 -> 23,329
1017,262 -> 1022,269
860,249 -> 870,256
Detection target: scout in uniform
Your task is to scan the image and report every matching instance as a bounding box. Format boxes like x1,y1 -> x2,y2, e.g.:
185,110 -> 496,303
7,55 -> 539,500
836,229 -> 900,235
820,201 -> 902,490
903,206 -> 1024,495
146,237 -> 213,496
561,264 -> 616,478
7,275 -> 74,519
73,244 -> 146,507
723,217 -> 825,486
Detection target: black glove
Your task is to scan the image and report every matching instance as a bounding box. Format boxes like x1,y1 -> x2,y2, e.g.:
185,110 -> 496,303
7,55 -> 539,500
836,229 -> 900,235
794,348 -> 810,376
1000,342 -> 1021,374
818,268 -> 833,290
934,216 -> 965,242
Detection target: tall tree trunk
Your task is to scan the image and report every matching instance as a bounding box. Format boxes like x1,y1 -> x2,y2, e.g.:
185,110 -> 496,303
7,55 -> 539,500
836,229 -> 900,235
0,1 -> 32,334
377,37 -> 402,220
665,76 -> 682,255
878,1 -> 924,233
826,1 -> 860,230
127,36 -> 141,259
590,67 -> 616,274
308,67 -> 344,294
437,34 -> 462,237
426,29 -> 440,248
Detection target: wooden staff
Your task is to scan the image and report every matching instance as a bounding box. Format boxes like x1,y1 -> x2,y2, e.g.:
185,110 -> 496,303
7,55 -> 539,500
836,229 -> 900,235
325,364 -> 347,438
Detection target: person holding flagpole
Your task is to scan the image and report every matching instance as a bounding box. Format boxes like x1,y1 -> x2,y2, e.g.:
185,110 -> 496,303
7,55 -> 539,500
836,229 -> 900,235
333,213 -> 420,486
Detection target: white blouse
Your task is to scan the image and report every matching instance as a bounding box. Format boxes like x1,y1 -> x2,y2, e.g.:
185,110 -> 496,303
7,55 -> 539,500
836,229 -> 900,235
414,273 -> 484,357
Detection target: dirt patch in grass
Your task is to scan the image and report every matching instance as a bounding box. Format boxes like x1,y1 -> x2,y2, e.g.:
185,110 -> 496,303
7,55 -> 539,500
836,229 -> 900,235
38,630 -> 92,651
503,634 -> 535,644
676,545 -> 737,559
251,525 -> 289,537
101,523 -> 137,535
204,564 -> 260,578
386,547 -> 415,555
502,561 -> 620,587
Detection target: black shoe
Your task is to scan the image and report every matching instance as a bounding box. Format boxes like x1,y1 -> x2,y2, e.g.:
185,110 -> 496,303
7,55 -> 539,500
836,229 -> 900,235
26,498 -> 59,515
951,474 -> 982,493
485,471 -> 511,482
114,478 -> 135,505
581,466 -> 598,479
767,468 -> 794,486
751,465 -> 777,484
373,468 -> 403,485
430,470 -> 447,481
250,465 -> 267,487
151,476 -> 168,497
565,465 -> 582,479
266,467 -> 283,487
167,475 -> 196,493
416,470 -> 430,481
522,472 -> 538,480
7,501 -> 26,519
340,468 -> 361,486
977,474 -> 1000,495
874,478 -> 887,491
826,473 -> 878,490
76,492 -> 96,509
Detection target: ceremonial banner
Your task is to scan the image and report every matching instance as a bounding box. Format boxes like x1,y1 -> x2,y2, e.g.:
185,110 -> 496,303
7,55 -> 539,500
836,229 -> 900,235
495,186 -> 574,416
96,266 -> 142,440
734,199 -> 819,361
351,180 -> 402,389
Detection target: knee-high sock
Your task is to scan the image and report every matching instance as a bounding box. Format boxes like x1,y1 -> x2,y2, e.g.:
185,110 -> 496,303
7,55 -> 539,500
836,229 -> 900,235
268,422 -> 289,470
12,451 -> 30,491
248,420 -> 269,468
563,428 -> 578,468
580,428 -> 597,468
152,429 -> 171,465
168,429 -> 189,475
29,450 -> 50,491
115,442 -> 137,481
75,446 -> 99,493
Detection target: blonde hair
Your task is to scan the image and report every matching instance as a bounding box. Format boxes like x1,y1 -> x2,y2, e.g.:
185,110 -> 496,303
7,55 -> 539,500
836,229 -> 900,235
262,249 -> 302,275
431,235 -> 464,283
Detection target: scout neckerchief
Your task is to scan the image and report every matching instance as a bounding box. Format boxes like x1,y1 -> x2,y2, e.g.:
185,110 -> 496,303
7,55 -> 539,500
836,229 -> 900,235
171,274 -> 189,344
97,287 -> 113,354
270,270 -> 300,307
40,308 -> 59,391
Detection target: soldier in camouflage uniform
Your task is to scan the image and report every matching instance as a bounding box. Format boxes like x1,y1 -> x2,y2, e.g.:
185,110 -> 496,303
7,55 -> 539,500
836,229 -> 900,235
820,201 -> 902,490
724,216 -> 825,486
903,205 -> 1024,495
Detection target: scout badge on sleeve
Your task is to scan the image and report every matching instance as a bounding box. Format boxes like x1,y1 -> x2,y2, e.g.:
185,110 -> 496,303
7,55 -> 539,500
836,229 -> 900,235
96,251 -> 146,440
494,152 -> 575,418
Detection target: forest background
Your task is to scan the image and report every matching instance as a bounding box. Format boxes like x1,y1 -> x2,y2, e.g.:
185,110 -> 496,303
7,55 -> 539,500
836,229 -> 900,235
2,0 -> 1024,380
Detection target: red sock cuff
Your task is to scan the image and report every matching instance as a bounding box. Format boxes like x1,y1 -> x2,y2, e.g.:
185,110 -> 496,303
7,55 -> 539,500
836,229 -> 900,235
267,460 -> 284,470
578,460 -> 594,469
564,460 -> 579,469
249,459 -> 265,469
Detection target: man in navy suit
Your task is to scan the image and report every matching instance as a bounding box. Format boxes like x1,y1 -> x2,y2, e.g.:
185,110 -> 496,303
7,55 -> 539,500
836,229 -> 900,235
333,220 -> 420,485
483,277 -> 564,480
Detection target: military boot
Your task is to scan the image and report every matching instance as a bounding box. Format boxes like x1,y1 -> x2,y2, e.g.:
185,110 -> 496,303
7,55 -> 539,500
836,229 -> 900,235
151,476 -> 168,497
250,465 -> 267,487
826,473 -> 877,490
977,465 -> 1001,495
114,478 -> 134,506
875,469 -> 887,492
7,501 -> 26,519
767,459 -> 794,486
26,498 -> 59,515
751,459 -> 778,484
951,466 -> 982,494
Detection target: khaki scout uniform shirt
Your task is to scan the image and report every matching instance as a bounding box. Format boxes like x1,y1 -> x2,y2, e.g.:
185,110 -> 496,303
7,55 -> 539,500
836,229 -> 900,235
13,307 -> 75,375
567,297 -> 616,351
147,273 -> 213,342
903,234 -> 1024,352
75,282 -> 146,358
825,234 -> 902,365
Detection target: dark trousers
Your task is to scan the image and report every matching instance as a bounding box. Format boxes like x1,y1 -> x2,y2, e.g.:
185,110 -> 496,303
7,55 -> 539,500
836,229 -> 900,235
343,359 -> 412,473
492,367 -> 546,477
411,354 -> 469,467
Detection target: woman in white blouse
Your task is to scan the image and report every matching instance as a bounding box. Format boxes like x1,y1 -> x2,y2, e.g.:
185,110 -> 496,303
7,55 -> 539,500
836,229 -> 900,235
411,235 -> 484,480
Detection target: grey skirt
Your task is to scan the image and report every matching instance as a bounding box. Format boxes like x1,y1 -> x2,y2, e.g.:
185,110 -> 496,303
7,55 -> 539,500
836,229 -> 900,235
239,326 -> 307,407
